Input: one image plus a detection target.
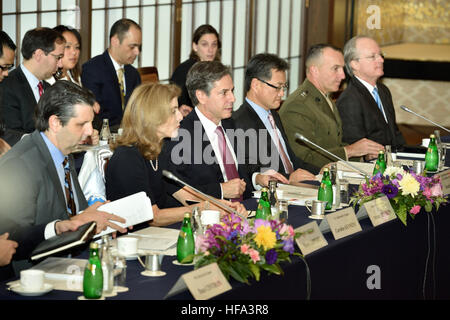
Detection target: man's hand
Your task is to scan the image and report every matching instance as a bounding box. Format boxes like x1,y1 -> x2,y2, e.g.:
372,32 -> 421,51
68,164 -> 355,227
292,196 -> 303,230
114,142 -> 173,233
345,138 -> 384,159
0,233 -> 18,267
255,169 -> 289,187
212,199 -> 248,218
288,169 -> 316,183
55,219 -> 86,235
179,104 -> 193,117
221,178 -> 246,199
72,201 -> 127,234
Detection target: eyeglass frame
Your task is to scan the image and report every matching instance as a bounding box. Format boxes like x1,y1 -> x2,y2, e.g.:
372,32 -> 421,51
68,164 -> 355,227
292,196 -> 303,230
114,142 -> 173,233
0,64 -> 14,72
355,53 -> 385,62
47,53 -> 64,61
256,78 -> 289,92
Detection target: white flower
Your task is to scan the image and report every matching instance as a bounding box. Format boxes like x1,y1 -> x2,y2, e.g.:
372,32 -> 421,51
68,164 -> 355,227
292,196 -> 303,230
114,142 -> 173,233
384,166 -> 406,178
398,173 -> 420,197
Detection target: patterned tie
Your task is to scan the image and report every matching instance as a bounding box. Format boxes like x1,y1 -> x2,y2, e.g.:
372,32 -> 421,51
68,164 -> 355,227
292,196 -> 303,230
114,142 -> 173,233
268,113 -> 294,174
215,126 -> 243,202
63,157 -> 77,217
117,68 -> 125,110
372,87 -> 387,122
37,81 -> 44,97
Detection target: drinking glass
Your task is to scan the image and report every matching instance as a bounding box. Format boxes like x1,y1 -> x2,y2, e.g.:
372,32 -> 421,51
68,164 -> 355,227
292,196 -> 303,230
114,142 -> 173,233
113,255 -> 128,292
278,200 -> 289,222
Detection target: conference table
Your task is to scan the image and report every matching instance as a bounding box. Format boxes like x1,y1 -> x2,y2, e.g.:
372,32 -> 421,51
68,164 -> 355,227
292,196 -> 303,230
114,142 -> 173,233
1,150 -> 449,301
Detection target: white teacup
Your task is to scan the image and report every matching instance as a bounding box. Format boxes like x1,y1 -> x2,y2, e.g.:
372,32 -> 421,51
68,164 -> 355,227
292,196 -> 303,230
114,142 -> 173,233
117,237 -> 138,256
201,210 -> 220,226
20,269 -> 45,292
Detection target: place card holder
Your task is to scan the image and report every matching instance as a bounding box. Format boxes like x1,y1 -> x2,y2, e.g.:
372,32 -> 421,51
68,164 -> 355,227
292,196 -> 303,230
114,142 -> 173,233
164,262 -> 231,300
357,196 -> 397,227
324,207 -> 362,240
436,169 -> 450,195
295,221 -> 328,256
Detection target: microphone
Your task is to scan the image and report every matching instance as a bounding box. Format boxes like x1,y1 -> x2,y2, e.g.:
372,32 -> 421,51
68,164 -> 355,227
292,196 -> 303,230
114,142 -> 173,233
294,133 -> 370,177
162,170 -> 247,220
400,105 -> 450,134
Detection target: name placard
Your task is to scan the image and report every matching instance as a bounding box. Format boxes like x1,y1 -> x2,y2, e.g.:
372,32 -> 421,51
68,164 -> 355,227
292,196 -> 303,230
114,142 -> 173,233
436,169 -> 450,195
182,262 -> 231,300
326,207 -> 362,240
295,221 -> 328,256
363,196 -> 397,227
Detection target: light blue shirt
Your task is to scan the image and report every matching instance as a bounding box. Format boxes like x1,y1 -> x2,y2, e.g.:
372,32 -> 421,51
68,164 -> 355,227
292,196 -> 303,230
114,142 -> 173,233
40,132 -> 80,213
245,98 -> 293,169
20,64 -> 42,103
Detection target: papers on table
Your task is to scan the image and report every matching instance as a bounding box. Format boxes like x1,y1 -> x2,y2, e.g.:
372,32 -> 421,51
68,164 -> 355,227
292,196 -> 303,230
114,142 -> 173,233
94,192 -> 154,238
253,182 -> 318,206
129,226 -> 180,256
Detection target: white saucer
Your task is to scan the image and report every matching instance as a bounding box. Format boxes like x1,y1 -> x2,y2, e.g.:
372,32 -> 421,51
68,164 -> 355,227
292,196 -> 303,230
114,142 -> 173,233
172,260 -> 194,266
9,283 -> 53,296
308,214 -> 325,220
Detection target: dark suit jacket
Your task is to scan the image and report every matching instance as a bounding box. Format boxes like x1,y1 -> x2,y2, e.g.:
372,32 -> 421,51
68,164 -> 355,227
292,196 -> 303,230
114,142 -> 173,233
81,50 -> 141,129
232,100 -> 319,175
0,131 -> 88,273
336,76 -> 405,150
0,66 -> 50,135
162,110 -> 253,200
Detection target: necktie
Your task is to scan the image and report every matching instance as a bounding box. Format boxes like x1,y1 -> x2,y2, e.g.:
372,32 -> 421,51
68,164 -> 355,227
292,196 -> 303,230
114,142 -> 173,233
63,157 -> 77,217
37,81 -> 44,97
268,113 -> 294,174
372,87 -> 387,122
117,68 -> 125,110
215,126 -> 243,202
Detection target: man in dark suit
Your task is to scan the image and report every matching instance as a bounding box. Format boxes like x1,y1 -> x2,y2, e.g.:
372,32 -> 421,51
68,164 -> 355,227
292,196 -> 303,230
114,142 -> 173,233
337,36 -> 405,150
0,31 -> 22,149
0,81 -> 126,276
233,53 -> 319,184
280,44 -> 384,169
0,28 -> 65,138
163,61 -> 263,202
82,18 -> 142,131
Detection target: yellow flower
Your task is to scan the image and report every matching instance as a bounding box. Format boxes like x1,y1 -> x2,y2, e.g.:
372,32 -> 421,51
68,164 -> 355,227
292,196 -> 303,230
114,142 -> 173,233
254,226 -> 276,250
398,173 -> 420,197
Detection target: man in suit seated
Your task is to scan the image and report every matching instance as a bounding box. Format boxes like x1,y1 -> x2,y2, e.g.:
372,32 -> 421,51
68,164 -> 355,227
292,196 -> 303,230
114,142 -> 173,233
0,28 -> 65,138
82,18 -> 142,131
233,53 -> 318,184
163,61 -> 282,203
336,36 -> 406,151
0,31 -> 22,149
0,81 -> 127,275
280,44 -> 384,169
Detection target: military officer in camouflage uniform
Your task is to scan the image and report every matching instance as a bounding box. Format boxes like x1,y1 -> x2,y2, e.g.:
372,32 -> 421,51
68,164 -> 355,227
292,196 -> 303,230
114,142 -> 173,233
280,44 -> 384,169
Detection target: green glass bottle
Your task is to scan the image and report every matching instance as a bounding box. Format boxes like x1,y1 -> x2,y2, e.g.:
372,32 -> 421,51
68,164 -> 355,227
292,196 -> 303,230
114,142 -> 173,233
373,150 -> 387,175
425,134 -> 439,172
83,242 -> 103,299
318,168 -> 333,210
255,187 -> 272,220
177,212 -> 195,263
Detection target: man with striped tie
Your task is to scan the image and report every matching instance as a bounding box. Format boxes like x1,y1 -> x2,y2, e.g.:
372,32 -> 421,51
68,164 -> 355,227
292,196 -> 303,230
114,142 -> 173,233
0,81 -> 126,275
233,53 -> 319,184
0,28 -> 65,139
337,35 -> 405,151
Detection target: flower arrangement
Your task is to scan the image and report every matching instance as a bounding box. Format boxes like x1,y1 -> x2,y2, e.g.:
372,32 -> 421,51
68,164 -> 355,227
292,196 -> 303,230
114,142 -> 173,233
350,166 -> 448,225
194,213 -> 301,284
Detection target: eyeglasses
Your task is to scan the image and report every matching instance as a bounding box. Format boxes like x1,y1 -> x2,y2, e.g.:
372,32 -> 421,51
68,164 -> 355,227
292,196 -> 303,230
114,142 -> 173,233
355,53 -> 384,61
0,64 -> 14,72
48,53 -> 64,61
257,78 -> 289,92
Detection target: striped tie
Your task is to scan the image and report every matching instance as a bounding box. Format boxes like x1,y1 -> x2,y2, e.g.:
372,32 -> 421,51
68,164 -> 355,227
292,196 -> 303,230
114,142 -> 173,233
268,113 -> 294,174
63,157 -> 77,217
372,87 -> 387,123
117,68 -> 125,110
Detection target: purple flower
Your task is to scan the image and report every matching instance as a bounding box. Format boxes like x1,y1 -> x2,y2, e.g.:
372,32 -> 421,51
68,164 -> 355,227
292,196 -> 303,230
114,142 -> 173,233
381,184 -> 398,199
282,239 -> 294,254
254,219 -> 271,230
265,249 -> 278,265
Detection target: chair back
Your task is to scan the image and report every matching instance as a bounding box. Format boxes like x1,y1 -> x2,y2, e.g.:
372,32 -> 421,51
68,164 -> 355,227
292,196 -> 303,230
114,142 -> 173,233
138,66 -> 159,84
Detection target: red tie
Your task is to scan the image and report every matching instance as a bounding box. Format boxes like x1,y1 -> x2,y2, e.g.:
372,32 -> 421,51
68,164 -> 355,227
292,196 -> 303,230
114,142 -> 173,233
37,82 -> 44,97
268,113 -> 294,174
215,126 -> 243,202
